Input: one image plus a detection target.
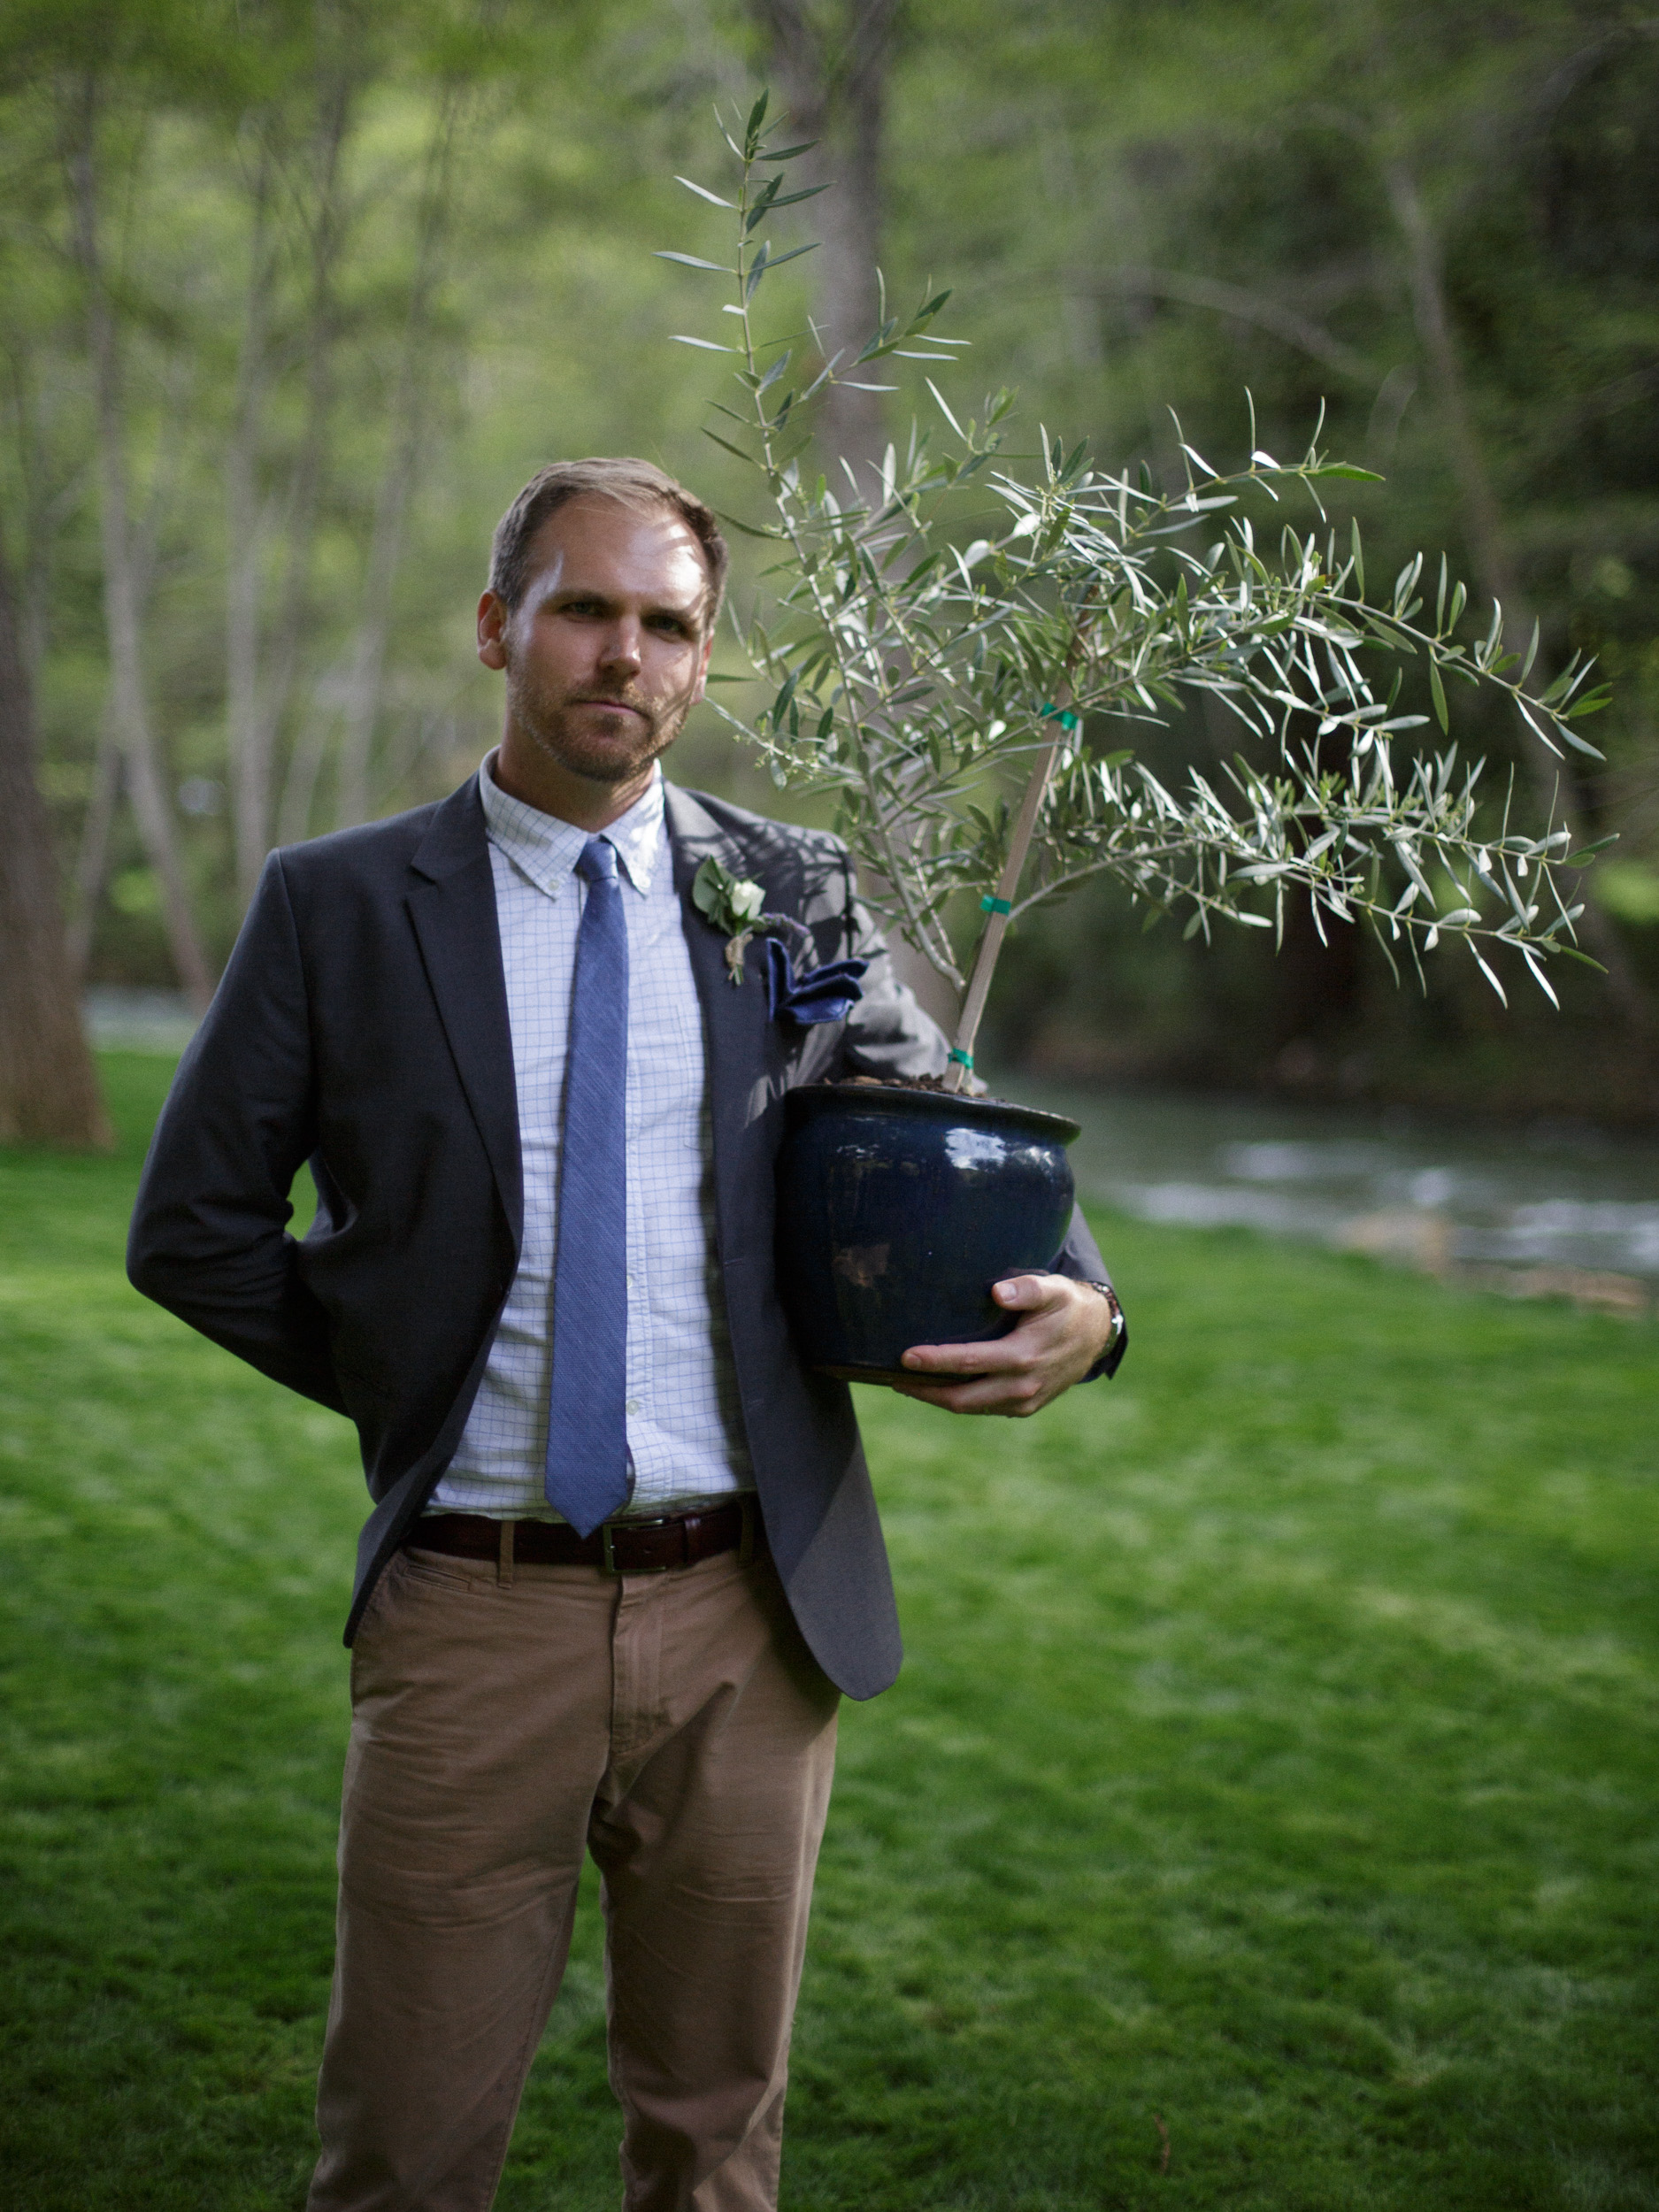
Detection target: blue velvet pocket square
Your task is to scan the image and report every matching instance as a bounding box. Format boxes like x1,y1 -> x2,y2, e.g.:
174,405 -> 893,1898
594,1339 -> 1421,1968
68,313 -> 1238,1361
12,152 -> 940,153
763,939 -> 871,1026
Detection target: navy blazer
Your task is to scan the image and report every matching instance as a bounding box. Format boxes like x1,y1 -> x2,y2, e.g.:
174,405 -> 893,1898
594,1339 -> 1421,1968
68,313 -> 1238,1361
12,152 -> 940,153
127,776 -> 1119,1699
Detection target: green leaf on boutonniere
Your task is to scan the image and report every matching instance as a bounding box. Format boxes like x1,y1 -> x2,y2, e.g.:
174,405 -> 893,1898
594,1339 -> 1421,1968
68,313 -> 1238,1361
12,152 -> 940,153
693,856 -> 768,979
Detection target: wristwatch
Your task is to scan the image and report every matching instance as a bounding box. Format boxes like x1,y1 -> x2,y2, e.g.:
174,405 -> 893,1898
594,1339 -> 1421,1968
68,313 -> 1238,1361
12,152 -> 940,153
1084,1280 -> 1124,1341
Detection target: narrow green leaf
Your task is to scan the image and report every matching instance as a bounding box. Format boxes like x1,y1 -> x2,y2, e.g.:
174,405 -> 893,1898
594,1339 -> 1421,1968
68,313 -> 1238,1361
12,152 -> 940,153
713,510 -> 789,539
744,177 -> 781,234
655,251 -> 731,272
757,141 -> 818,161
1429,658 -> 1448,733
925,379 -> 964,437
675,176 -> 735,209
700,428 -> 757,463
1308,464 -> 1386,481
671,334 -> 733,351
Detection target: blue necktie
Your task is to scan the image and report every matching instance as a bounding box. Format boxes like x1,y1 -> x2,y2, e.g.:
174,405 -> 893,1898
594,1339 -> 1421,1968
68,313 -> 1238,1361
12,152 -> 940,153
544,834 -> 630,1534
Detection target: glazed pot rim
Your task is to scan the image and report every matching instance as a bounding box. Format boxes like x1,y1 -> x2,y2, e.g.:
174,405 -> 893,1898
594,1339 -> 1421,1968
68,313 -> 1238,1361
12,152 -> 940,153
782,1080 -> 1081,1145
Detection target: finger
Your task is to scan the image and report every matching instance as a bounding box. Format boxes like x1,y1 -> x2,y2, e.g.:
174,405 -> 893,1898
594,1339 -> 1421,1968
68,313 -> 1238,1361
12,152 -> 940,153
990,1272 -> 1070,1311
901,1308 -> 1072,1374
900,1340 -> 1025,1375
888,1369 -> 1056,1417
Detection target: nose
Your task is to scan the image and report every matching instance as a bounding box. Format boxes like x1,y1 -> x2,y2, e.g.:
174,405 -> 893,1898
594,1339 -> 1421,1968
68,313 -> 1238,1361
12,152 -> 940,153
597,617 -> 643,677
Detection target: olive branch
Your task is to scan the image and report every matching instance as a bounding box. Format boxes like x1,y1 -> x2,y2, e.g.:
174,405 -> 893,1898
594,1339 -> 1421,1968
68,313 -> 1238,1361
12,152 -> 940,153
659,93 -> 1614,1087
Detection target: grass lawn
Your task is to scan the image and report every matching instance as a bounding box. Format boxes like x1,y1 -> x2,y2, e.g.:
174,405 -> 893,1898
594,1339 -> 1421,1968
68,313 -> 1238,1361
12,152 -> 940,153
2,1053 -> 1655,2210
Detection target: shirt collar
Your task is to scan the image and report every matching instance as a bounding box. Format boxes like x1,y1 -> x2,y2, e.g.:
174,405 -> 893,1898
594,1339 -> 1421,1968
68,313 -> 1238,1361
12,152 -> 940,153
478,754 -> 667,898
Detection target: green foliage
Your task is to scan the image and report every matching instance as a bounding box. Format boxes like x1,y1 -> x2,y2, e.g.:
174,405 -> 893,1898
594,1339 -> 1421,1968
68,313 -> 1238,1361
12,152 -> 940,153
661,104 -> 1609,1026
3,1 -> 1652,1101
3,1064 -> 1656,2206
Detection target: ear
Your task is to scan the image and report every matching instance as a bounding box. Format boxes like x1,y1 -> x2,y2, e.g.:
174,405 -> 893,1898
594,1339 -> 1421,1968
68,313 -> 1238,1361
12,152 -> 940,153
477,590 -> 509,671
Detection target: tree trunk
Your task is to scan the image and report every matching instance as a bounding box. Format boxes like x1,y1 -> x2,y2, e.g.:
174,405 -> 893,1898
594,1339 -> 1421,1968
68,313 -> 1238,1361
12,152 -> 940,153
0,518 -> 111,1148
749,0 -> 899,492
334,93 -> 462,829
226,139 -> 277,904
1383,153 -> 1651,1034
67,79 -> 214,1011
65,708 -> 120,980
240,68 -> 354,875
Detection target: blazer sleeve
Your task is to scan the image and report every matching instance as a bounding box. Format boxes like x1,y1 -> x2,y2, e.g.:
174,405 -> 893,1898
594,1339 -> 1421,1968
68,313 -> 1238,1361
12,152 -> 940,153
127,851 -> 347,1412
826,850 -> 1126,1380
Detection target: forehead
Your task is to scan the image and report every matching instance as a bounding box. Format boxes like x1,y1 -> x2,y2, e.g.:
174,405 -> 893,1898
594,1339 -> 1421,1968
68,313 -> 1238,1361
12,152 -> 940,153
522,495 -> 710,608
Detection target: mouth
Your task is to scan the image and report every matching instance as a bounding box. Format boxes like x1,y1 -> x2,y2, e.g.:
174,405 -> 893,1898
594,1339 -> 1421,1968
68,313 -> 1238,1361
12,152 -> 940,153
573,695 -> 649,721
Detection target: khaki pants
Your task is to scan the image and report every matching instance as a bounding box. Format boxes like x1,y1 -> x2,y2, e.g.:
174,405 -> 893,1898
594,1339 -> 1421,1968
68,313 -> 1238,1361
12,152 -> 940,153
306,1536 -> 841,2212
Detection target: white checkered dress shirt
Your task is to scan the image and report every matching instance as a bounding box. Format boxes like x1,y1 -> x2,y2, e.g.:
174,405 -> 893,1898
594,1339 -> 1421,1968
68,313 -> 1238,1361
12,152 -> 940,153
426,757 -> 751,1523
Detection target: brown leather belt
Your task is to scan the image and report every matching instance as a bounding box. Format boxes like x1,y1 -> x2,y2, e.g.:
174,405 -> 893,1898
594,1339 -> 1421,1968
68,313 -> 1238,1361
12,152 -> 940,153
406,1498 -> 763,1575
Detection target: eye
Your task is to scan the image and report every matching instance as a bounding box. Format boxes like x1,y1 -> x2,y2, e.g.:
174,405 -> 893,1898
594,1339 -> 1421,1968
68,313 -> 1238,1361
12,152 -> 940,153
649,614 -> 691,636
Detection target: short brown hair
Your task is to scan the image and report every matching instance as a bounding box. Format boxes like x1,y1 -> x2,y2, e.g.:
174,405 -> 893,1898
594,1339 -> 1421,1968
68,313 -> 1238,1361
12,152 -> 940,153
488,457 -> 729,632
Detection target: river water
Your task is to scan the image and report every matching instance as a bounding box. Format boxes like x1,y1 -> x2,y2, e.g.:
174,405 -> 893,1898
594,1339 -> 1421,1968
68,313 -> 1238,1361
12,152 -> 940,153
982,1065 -> 1659,1292
90,991 -> 1659,1293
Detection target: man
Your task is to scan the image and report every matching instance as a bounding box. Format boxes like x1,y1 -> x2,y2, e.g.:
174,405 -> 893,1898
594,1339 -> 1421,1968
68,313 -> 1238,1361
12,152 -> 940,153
127,457 -> 1124,2212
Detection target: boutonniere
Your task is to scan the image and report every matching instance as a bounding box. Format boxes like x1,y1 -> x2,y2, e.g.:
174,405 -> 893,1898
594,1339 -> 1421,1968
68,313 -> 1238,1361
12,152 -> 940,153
691,856 -> 870,1026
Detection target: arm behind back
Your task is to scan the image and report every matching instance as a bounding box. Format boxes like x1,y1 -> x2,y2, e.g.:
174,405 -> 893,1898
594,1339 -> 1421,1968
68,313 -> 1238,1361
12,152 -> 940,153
127,851 -> 346,1411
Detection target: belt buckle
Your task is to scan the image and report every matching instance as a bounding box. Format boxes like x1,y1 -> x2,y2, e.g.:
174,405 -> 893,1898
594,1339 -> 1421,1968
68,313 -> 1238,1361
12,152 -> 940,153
600,1516 -> 677,1576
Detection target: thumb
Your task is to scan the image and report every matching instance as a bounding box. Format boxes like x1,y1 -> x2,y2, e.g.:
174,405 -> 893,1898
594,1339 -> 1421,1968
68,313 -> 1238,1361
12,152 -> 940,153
992,1273 -> 1049,1309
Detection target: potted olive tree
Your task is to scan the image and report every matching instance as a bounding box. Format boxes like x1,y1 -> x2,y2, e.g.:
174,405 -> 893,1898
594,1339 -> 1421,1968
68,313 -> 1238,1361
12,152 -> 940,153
661,96 -> 1612,1379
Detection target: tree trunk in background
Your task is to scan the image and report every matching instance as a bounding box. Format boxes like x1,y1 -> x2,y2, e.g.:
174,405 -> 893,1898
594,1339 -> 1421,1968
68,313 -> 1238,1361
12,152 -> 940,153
1383,154 -> 1651,1038
67,81 -> 213,1011
65,710 -> 120,979
225,139 -> 278,904
242,65 -> 354,872
0,520 -> 111,1148
334,93 -> 462,829
749,0 -> 899,492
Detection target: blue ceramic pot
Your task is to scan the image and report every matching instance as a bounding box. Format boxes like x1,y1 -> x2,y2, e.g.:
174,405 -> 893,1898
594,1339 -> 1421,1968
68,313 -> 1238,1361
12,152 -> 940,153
775,1083 -> 1082,1381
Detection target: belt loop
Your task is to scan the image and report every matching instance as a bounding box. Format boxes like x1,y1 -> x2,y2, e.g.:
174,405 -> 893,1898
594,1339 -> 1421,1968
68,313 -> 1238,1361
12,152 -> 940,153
496,1518 -> 515,1589
738,1495 -> 756,1568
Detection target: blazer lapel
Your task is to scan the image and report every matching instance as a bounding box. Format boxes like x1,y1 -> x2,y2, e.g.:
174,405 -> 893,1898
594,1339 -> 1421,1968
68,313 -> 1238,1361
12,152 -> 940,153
664,783 -> 776,1256
406,780 -> 524,1248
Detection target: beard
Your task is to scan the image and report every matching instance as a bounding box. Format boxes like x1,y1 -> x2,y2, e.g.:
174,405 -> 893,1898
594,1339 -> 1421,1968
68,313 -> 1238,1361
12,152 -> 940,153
503,660 -> 692,787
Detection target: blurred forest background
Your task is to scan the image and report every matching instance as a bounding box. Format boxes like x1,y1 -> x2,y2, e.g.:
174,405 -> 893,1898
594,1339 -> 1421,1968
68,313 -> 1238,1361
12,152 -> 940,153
3,0 -> 1657,1134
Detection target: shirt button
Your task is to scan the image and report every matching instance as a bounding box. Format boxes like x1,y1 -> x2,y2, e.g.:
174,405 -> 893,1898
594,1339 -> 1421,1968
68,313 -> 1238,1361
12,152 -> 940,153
625,1398 -> 641,1416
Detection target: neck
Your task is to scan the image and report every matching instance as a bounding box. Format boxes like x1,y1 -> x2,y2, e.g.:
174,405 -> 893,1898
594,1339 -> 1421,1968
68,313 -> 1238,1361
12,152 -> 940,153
489,741 -> 657,831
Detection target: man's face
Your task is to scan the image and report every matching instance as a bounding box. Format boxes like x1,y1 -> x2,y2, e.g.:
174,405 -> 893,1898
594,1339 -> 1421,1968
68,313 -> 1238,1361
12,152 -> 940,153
478,495 -> 714,797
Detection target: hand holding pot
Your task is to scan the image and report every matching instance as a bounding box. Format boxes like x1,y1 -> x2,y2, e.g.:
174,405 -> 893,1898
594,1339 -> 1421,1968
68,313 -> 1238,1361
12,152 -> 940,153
890,1274 -> 1118,1417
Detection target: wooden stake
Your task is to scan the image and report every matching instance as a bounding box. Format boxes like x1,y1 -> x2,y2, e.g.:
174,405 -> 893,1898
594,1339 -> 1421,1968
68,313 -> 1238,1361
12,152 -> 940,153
943,688 -> 1076,1093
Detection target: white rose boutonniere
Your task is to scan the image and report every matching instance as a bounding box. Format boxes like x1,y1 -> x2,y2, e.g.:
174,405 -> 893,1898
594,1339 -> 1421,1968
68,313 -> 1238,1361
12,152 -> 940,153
691,856 -> 767,980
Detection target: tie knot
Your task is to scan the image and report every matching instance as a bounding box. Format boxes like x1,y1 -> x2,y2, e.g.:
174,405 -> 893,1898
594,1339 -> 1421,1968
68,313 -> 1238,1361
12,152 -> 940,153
576,835 -> 618,886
